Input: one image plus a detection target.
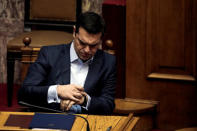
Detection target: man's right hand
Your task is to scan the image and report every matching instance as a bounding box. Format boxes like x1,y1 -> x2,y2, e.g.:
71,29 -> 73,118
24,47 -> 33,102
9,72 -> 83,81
57,84 -> 85,103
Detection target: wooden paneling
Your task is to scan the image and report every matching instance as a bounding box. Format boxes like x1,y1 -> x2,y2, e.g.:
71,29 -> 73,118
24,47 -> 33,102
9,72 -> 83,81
102,4 -> 126,98
126,0 -> 197,130
146,0 -> 196,81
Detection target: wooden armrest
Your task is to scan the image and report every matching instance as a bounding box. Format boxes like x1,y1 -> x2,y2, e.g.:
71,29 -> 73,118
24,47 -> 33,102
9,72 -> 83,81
114,98 -> 159,115
176,128 -> 197,131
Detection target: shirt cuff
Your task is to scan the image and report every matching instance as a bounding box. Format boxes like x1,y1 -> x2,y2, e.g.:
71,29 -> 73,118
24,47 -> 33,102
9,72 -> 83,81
47,85 -> 60,103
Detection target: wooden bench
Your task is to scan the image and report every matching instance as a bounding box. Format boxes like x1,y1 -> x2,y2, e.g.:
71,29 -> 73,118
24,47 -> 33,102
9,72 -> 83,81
7,30 -> 73,106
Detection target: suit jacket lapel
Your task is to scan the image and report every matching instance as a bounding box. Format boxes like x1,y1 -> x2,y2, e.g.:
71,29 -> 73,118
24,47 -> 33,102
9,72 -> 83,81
55,46 -> 103,90
55,44 -> 71,85
84,50 -> 103,92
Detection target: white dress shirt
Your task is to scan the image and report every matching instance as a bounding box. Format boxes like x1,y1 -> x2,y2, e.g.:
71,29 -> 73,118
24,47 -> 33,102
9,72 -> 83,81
47,42 -> 91,110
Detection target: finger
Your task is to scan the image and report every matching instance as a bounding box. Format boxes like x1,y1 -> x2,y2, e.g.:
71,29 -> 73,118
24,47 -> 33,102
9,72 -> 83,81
61,94 -> 80,102
74,85 -> 84,91
65,100 -> 71,111
69,95 -> 81,103
61,100 -> 70,111
73,92 -> 83,99
60,100 -> 66,111
66,101 -> 75,111
80,91 -> 87,96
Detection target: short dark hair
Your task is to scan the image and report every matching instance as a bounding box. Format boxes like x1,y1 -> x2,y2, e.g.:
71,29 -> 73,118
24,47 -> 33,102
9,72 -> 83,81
75,12 -> 106,37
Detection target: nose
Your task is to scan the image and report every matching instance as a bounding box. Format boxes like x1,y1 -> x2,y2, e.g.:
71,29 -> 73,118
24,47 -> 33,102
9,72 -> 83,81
84,45 -> 90,53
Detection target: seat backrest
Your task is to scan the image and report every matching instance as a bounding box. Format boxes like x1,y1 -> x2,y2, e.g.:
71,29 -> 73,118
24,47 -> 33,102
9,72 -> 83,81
24,0 -> 81,31
20,30 -> 73,82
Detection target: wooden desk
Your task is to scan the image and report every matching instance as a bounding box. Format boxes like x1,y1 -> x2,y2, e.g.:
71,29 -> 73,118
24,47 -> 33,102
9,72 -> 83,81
0,112 -> 139,131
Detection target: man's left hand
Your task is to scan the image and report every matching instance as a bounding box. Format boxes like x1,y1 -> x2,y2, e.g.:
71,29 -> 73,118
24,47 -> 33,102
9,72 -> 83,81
60,92 -> 87,111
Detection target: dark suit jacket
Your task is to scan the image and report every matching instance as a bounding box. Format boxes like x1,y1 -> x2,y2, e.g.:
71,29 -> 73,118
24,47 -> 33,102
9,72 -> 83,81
18,43 -> 116,114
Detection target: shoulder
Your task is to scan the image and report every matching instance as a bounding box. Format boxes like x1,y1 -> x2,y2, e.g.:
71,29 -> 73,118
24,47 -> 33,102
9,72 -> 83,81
97,50 -> 116,61
40,43 -> 71,52
96,50 -> 116,67
37,43 -> 71,61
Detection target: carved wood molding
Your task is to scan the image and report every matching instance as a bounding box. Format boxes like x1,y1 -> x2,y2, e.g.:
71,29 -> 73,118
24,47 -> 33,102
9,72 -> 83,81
147,73 -> 196,81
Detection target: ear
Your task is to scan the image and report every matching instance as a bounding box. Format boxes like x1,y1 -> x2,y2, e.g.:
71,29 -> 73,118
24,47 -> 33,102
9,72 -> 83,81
73,26 -> 76,38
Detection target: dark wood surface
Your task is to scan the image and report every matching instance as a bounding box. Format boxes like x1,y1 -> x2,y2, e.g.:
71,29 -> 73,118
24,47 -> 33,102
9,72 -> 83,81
102,4 -> 126,98
126,0 -> 197,130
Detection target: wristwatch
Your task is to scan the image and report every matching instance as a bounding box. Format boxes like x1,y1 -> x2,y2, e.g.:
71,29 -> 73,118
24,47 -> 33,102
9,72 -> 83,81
82,95 -> 87,107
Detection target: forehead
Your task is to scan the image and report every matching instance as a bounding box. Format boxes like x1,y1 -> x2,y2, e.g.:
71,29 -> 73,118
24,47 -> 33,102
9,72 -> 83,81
78,27 -> 102,43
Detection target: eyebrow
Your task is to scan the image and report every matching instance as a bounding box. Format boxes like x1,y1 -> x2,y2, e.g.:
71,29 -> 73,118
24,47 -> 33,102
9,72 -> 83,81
77,37 -> 99,47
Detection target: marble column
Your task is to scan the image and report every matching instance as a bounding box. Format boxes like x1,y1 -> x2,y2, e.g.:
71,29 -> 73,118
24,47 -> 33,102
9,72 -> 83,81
0,0 -> 24,84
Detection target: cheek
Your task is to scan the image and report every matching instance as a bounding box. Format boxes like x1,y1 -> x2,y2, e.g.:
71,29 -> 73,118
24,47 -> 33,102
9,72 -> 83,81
91,49 -> 98,54
76,45 -> 83,52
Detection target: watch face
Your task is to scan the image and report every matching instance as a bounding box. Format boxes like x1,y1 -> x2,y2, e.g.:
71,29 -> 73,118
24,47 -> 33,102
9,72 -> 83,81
83,96 -> 87,106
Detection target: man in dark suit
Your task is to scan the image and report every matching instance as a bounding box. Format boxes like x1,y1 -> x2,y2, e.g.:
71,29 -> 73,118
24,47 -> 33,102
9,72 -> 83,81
18,12 -> 116,114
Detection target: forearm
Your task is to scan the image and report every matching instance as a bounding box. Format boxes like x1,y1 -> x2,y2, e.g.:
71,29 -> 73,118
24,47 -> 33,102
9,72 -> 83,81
88,96 -> 115,114
18,84 -> 49,106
